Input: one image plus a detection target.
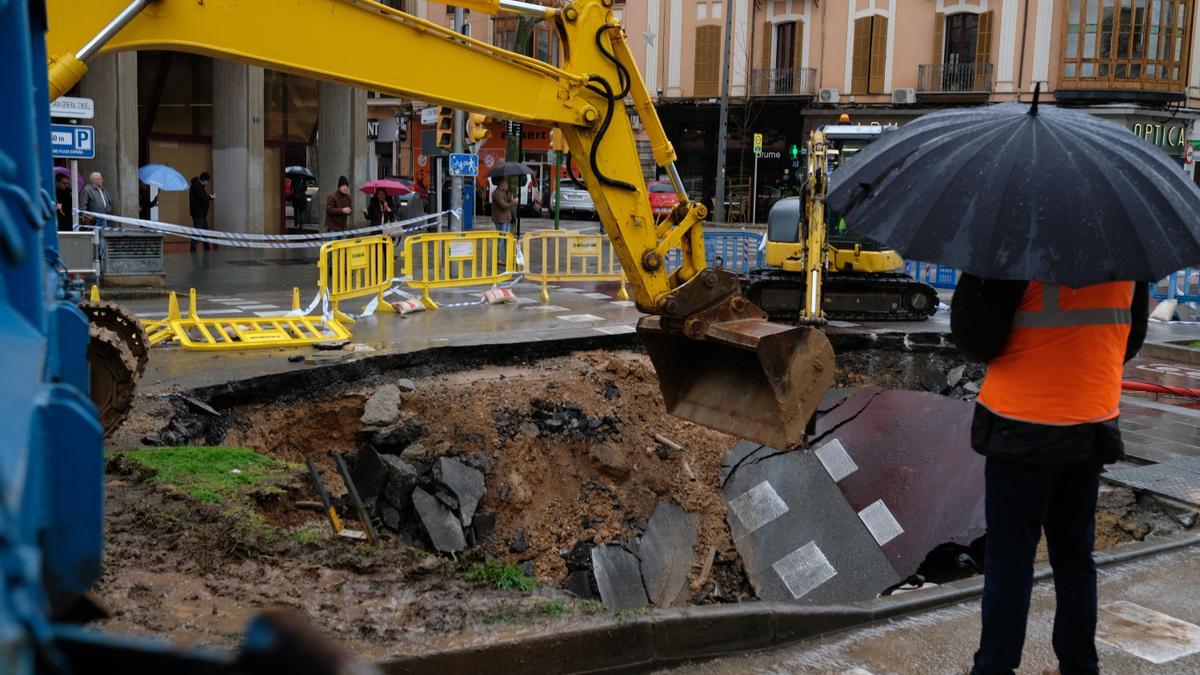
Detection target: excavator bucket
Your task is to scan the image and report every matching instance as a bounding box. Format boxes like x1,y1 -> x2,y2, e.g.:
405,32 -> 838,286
637,316 -> 837,450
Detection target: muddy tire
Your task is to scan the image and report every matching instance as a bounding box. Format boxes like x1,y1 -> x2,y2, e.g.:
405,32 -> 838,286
88,324 -> 138,438
79,300 -> 150,377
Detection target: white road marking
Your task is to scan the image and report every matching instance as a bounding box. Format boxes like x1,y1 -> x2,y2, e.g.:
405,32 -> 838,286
773,541 -> 838,600
583,292 -> 612,299
1098,601 -> 1200,664
729,481 -> 789,535
557,314 -> 605,322
594,325 -> 636,335
858,500 -> 904,546
234,304 -> 279,311
609,300 -> 636,308
815,439 -> 859,482
523,304 -> 570,312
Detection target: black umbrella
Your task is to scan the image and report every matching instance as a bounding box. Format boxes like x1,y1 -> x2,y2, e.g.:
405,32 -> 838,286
285,166 -> 315,179
825,90 -> 1200,286
486,161 -> 534,180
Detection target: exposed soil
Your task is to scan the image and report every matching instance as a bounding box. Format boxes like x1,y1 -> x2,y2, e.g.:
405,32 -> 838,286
99,346 -> 1195,659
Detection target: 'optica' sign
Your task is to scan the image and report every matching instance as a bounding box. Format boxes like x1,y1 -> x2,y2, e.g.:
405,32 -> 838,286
1131,121 -> 1188,149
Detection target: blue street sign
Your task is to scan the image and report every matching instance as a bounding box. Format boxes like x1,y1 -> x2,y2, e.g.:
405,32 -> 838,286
50,124 -> 95,159
449,153 -> 479,177
462,184 -> 475,231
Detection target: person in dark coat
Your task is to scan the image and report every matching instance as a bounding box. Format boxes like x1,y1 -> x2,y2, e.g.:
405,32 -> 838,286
188,171 -> 215,251
953,275 -> 1149,675
55,173 -> 73,232
324,176 -> 352,233
290,177 -> 309,230
363,188 -> 394,227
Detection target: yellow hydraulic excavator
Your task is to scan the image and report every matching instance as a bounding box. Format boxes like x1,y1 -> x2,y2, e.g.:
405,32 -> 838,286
46,0 -> 836,449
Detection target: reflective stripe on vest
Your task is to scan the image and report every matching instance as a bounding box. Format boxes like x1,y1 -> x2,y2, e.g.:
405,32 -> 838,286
978,280 -> 1134,426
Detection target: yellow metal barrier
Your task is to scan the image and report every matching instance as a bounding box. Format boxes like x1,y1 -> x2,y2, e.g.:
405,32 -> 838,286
403,231 -> 515,309
520,230 -> 629,303
318,235 -> 398,323
146,288 -> 350,351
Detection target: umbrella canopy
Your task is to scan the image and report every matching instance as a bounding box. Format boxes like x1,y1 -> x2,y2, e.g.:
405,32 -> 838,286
53,166 -> 83,190
359,179 -> 413,197
137,164 -> 189,191
285,166 -> 316,179
825,92 -> 1200,286
486,161 -> 534,179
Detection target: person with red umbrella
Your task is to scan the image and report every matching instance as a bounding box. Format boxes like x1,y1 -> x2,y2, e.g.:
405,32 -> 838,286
362,187 -> 394,226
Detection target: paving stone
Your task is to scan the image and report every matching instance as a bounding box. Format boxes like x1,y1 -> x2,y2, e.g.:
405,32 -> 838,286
435,457 -> 485,526
412,487 -> 466,553
591,544 -> 649,612
637,501 -> 698,608
361,384 -> 403,427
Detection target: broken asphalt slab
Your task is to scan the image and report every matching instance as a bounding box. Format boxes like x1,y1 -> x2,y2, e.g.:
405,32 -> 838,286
721,439 -> 901,603
412,487 -> 466,553
636,501 -> 699,608
591,544 -> 649,613
434,457 -> 485,526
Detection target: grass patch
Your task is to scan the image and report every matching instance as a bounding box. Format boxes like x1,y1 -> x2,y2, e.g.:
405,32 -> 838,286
484,600 -> 570,625
110,446 -> 300,503
290,525 -> 328,545
465,559 -> 537,592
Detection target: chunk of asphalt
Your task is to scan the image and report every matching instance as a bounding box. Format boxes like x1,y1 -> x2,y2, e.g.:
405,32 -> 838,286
435,457 -> 485,526
591,544 -> 649,613
637,501 -> 699,607
379,455 -> 419,511
361,384 -> 403,427
396,377 -> 417,392
357,414 -> 423,454
412,487 -> 466,553
510,530 -> 530,554
349,445 -> 387,506
562,570 -> 599,600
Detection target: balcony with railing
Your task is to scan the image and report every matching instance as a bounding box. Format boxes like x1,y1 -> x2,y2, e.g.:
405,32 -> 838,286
750,68 -> 818,97
916,63 -> 995,100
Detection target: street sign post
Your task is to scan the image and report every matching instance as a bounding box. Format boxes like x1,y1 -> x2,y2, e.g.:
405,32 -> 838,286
50,96 -> 94,120
50,124 -> 95,159
449,153 -> 479,177
420,106 -> 439,126
752,133 -> 763,224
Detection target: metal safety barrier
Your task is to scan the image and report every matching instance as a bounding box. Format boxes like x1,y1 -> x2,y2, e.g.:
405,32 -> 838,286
520,230 -> 629,303
144,288 -> 350,351
319,235 -> 398,323
664,231 -> 764,275
905,261 -> 960,290
403,231 -> 515,309
1151,268 -> 1200,303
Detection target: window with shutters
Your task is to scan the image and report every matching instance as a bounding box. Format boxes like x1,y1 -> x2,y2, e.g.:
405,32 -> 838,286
694,24 -> 723,97
921,12 -> 995,93
752,21 -> 811,95
851,16 -> 889,94
1060,0 -> 1193,93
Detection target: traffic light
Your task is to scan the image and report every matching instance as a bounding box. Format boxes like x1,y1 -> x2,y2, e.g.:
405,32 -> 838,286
467,113 -> 490,145
549,127 -> 563,151
789,143 -> 800,160
436,106 -> 454,150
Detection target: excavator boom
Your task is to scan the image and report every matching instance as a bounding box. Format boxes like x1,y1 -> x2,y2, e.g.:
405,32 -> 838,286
46,0 -> 835,448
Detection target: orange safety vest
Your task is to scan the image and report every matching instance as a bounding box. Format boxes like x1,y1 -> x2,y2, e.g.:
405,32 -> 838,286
978,280 -> 1134,426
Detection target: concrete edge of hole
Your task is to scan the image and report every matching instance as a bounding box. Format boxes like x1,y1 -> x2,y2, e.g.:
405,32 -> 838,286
378,530 -> 1200,675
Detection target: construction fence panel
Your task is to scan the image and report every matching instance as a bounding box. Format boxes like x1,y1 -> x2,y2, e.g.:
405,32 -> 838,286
319,235 -> 397,322
1152,269 -> 1200,303
520,230 -> 629,303
905,261 -> 960,290
664,231 -> 764,275
146,288 -> 350,350
403,231 -> 514,309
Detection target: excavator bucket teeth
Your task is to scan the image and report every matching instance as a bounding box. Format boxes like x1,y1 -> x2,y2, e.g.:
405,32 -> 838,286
637,316 -> 837,450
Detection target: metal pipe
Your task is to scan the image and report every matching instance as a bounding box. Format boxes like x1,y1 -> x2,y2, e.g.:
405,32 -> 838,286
498,0 -> 556,18
77,0 -> 153,62
666,162 -> 687,200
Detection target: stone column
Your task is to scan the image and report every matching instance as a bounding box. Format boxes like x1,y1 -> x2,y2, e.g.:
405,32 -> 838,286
318,83 -> 370,217
212,61 -> 265,234
79,52 -> 139,219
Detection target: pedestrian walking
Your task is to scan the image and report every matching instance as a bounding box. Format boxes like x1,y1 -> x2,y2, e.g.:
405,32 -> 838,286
54,173 -> 73,232
139,183 -> 158,221
363,187 -> 395,226
324,176 -> 352,234
79,171 -> 113,228
490,177 -> 515,263
953,276 -> 1148,675
188,171 -> 215,252
290,177 -> 309,230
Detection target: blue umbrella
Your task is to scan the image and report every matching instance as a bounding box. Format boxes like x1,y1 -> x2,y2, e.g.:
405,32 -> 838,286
138,164 -> 188,191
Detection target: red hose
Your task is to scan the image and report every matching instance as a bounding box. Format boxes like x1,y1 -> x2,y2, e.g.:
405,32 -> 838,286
1123,380 -> 1200,399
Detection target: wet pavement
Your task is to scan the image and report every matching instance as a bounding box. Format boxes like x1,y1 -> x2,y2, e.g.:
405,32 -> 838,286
670,544 -> 1200,674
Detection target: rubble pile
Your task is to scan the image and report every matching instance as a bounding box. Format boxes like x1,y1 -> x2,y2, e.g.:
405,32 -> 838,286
920,363 -> 987,400
492,399 -> 618,442
347,385 -> 494,553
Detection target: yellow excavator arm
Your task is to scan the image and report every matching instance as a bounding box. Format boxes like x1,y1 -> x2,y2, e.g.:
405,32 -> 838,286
45,0 -> 835,449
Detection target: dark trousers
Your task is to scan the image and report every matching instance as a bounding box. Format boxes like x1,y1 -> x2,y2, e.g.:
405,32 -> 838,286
191,215 -> 213,251
973,458 -> 1102,675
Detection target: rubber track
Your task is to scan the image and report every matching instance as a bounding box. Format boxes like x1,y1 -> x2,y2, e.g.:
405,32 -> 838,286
88,324 -> 138,438
79,300 -> 150,377
742,270 -> 940,323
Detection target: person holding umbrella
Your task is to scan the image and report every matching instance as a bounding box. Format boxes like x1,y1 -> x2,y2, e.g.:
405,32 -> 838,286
363,187 -> 394,226
286,166 -> 315,230
826,87 -> 1200,674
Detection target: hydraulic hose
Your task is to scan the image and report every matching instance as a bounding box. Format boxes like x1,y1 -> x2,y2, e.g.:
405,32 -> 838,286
583,75 -> 637,192
1122,380 -> 1200,400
